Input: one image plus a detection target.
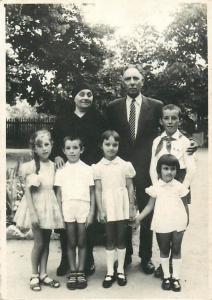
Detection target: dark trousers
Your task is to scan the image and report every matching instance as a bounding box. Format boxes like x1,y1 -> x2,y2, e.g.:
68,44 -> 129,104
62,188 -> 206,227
126,184 -> 153,262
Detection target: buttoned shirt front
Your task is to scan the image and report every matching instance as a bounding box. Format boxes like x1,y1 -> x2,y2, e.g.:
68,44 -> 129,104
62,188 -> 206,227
126,94 -> 142,137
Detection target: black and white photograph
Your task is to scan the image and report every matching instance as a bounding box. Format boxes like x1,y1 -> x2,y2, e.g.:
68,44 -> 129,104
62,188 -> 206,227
1,0 -> 210,299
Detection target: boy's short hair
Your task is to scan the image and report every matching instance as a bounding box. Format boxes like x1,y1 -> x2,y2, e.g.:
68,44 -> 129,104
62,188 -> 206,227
161,104 -> 182,118
62,135 -> 84,149
100,130 -> 120,145
156,154 -> 180,177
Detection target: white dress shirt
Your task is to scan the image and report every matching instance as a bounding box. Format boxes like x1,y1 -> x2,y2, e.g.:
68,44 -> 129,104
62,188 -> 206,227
126,94 -> 142,137
149,130 -> 196,188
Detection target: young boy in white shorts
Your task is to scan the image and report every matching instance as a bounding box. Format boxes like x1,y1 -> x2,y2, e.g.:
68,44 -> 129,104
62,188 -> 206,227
55,135 -> 95,290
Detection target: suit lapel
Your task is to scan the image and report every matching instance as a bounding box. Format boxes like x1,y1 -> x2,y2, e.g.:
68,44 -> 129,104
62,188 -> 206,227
136,95 -> 150,139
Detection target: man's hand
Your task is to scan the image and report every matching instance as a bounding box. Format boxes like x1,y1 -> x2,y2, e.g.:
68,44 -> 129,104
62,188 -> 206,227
129,205 -> 137,222
55,156 -> 65,169
187,138 -> 199,155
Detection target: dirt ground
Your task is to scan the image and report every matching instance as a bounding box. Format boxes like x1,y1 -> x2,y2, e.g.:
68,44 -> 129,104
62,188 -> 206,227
2,149 -> 210,300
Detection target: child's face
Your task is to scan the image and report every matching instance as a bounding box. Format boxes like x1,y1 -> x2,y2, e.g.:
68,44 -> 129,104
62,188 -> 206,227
34,136 -> 52,162
63,139 -> 83,163
161,164 -> 177,183
74,89 -> 93,111
102,136 -> 119,161
160,109 -> 180,136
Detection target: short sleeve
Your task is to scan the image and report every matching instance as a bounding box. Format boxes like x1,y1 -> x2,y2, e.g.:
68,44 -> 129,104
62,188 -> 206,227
125,162 -> 136,178
145,185 -> 157,198
179,183 -> 189,198
92,164 -> 101,180
19,161 -> 35,179
26,173 -> 41,187
54,170 -> 62,186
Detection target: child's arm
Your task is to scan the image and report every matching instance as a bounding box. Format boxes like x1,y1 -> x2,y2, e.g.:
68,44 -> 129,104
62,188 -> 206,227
183,142 -> 196,188
182,196 -> 189,226
135,197 -> 156,228
149,140 -> 158,184
94,179 -> 107,223
126,178 -> 136,221
25,186 -> 40,229
85,186 -> 95,227
55,186 -> 63,213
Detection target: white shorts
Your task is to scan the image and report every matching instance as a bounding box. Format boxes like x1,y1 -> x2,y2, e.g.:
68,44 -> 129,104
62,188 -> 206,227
62,199 -> 90,223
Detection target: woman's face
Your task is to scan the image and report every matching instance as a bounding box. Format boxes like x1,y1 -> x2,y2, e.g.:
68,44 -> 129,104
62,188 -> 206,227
74,89 -> 93,111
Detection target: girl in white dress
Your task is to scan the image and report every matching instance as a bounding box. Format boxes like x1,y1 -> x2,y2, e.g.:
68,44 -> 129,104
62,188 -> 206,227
135,154 -> 189,292
14,129 -> 64,291
93,130 -> 136,288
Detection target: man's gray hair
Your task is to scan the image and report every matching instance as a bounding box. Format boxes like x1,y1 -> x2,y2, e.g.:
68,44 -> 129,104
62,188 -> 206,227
122,64 -> 145,77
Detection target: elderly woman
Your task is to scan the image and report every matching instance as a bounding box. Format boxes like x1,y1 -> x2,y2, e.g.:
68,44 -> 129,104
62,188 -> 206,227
51,82 -> 107,276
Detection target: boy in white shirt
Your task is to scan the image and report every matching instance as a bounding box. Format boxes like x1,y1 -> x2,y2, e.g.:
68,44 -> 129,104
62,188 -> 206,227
149,104 -> 196,279
150,104 -> 196,193
55,135 -> 95,290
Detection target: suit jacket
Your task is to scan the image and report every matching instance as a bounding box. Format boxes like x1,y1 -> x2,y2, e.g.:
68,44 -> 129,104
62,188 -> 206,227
107,95 -> 163,189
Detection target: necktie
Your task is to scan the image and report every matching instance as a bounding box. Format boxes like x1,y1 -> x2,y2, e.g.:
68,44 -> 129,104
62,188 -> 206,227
129,98 -> 136,141
155,136 -> 176,156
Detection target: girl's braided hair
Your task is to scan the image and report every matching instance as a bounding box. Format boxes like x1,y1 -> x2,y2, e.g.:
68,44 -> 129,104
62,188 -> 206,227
29,129 -> 52,174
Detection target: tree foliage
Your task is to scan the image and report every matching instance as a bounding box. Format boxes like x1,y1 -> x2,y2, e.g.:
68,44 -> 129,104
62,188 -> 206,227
6,4 -> 110,113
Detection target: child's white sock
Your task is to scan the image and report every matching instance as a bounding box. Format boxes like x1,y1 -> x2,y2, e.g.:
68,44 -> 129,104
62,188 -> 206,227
172,258 -> 182,280
117,248 -> 126,274
106,249 -> 115,276
160,257 -> 170,279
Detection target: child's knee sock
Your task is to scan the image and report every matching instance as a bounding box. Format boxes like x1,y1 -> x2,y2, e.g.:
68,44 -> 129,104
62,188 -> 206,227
160,257 -> 170,279
117,248 -> 126,274
106,249 -> 115,275
172,258 -> 182,279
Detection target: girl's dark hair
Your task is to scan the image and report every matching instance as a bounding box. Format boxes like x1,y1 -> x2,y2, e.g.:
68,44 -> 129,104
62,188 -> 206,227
100,130 -> 120,145
29,129 -> 52,174
62,135 -> 84,149
156,154 -> 180,177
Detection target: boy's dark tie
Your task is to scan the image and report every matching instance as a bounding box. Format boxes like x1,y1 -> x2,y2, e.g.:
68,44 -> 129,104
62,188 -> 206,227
129,98 -> 136,141
155,136 -> 176,156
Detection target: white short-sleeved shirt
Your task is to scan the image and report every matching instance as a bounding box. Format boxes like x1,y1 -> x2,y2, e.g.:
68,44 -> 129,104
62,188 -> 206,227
150,130 -> 196,187
54,160 -> 94,203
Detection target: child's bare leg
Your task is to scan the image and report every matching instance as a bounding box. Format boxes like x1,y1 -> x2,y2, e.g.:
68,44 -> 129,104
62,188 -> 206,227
105,222 -> 116,276
31,227 -> 44,275
171,231 -> 184,280
156,232 -> 172,279
116,220 -> 127,274
39,229 -> 51,277
66,222 -> 77,272
77,223 -> 87,272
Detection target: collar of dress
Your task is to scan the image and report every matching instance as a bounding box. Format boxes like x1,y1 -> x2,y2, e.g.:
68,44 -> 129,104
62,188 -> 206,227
101,157 -> 120,165
158,178 -> 176,186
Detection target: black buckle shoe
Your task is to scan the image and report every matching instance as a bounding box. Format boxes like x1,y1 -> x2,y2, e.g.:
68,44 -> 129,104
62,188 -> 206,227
171,278 -> 181,292
102,275 -> 115,288
117,273 -> 127,286
85,263 -> 95,276
141,260 -> 155,274
161,278 -> 171,290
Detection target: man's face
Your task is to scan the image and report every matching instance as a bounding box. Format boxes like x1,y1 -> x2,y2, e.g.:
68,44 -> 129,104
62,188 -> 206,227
122,67 -> 144,98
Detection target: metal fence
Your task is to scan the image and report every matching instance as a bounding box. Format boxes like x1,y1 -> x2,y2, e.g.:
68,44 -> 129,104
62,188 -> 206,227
6,118 -> 56,148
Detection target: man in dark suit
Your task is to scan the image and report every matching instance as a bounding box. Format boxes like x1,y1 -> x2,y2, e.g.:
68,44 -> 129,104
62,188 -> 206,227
107,64 -> 163,274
